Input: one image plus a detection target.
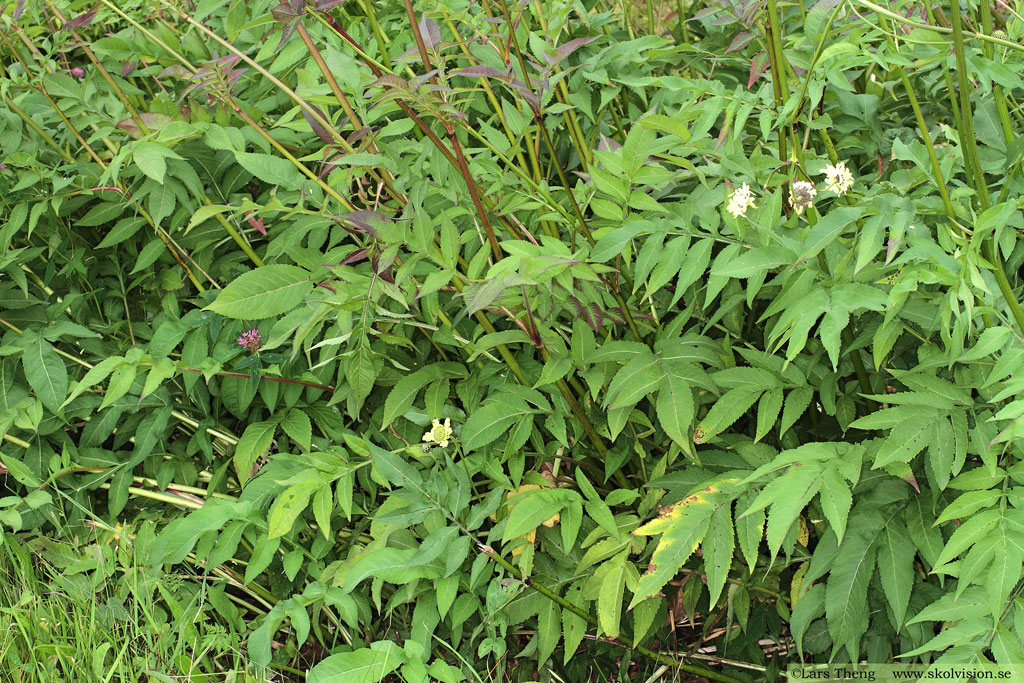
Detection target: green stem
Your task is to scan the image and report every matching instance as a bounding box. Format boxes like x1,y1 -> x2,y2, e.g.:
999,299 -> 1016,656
950,0 -> 1024,334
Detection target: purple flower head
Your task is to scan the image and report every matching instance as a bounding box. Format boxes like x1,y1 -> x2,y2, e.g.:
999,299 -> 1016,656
71,67 -> 85,79
237,328 -> 262,353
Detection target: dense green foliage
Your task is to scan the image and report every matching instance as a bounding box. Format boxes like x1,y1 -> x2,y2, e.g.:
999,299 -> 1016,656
3,0 -> 1024,680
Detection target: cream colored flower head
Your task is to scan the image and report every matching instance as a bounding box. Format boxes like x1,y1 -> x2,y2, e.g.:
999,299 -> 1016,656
422,418 -> 452,448
790,181 -> 817,215
726,182 -> 757,218
822,161 -> 854,196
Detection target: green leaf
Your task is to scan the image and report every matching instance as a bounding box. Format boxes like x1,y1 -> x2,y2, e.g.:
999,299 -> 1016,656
825,510 -> 883,649
307,643 -> 406,683
268,477 -> 322,539
876,522 -> 915,629
693,388 -> 761,444
380,365 -> 445,428
234,151 -> 304,191
755,387 -> 783,442
462,401 -> 533,452
234,420 -> 277,482
150,500 -> 239,566
791,583 -> 826,659
598,552 -> 628,638
656,372 -> 693,447
818,465 -> 852,543
280,408 -> 312,451
502,488 -> 575,541
22,336 -> 68,414
97,217 -> 146,249
345,338 -> 380,415
562,584 -> 587,665
711,245 -> 795,278
603,351 -> 661,409
207,265 -> 313,319
133,141 -> 181,184
798,206 -> 863,262
536,599 -> 561,666
734,490 -> 764,574
933,509 -> 1000,569
704,503 -> 735,609
61,356 -> 122,408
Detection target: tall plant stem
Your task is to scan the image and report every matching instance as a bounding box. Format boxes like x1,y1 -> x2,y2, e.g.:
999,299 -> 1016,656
949,0 -> 1024,334
763,0 -> 788,163
402,0 -> 504,260
294,22 -> 405,207
534,123 -> 644,342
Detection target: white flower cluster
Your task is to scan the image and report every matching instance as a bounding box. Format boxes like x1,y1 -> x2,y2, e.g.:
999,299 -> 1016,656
725,161 -> 855,220
726,183 -> 757,218
822,162 -> 855,196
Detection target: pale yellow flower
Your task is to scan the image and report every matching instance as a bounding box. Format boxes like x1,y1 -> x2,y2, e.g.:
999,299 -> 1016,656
422,418 -> 452,448
822,162 -> 854,196
726,182 -> 757,218
790,181 -> 817,215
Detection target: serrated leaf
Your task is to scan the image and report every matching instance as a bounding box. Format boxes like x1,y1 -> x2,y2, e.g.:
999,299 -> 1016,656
791,582 -> 826,659
380,365 -> 445,428
825,510 -> 883,649
734,490 -> 764,574
536,598 -> 561,666
604,351 -> 661,409
462,401 -> 532,452
656,372 -> 693,447
22,336 -> 68,414
280,408 -> 312,450
693,388 -> 762,443
818,465 -> 852,543
877,522 -> 915,629
704,503 -> 734,609
755,387 -> 783,442
598,552 -> 627,638
631,478 -> 736,606
268,477 -> 322,539
234,151 -> 304,191
307,643 -> 405,683
207,265 -> 313,319
502,488 -> 575,542
234,420 -> 277,482
798,206 -> 862,262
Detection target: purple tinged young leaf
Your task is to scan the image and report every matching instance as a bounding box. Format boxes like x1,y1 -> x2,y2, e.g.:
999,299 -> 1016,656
14,0 -> 27,21
368,74 -> 410,91
451,65 -> 508,79
418,16 -> 441,50
886,238 -> 900,265
159,65 -> 192,79
726,32 -> 755,54
555,36 -> 597,62
63,11 -> 95,31
315,0 -> 343,8
340,248 -> 369,266
276,21 -> 300,51
341,210 -> 390,237
748,52 -> 769,88
302,106 -> 334,144
122,61 -> 137,77
271,0 -> 304,22
244,210 -> 266,236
